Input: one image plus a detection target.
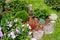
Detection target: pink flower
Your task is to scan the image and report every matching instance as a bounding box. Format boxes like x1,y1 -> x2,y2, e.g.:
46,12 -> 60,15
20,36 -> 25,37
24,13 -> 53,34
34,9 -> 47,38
16,28 -> 20,34
10,31 -> 16,39
0,31 -> 3,38
11,34 -> 16,39
8,24 -> 12,27
8,31 -> 16,39
8,21 -> 12,28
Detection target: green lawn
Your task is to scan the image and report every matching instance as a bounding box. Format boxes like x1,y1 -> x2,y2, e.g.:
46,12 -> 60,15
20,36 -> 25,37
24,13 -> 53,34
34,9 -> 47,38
24,0 -> 60,40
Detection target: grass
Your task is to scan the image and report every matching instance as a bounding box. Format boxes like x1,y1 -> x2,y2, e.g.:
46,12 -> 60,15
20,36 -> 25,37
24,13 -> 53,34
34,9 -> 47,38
23,0 -> 60,40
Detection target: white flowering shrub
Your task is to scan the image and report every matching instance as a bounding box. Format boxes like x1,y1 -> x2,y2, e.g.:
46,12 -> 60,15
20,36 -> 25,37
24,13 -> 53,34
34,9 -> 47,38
0,13 -> 32,40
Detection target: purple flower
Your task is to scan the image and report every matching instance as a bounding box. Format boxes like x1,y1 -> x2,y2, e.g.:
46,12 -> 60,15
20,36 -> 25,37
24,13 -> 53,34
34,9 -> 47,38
8,24 -> 12,27
16,28 -> 20,34
8,21 -> 12,28
0,31 -> 3,38
8,31 -> 16,39
10,31 -> 16,39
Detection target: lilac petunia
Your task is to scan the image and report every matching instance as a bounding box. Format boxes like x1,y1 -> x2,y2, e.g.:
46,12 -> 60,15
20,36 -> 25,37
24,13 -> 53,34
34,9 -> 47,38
8,31 -> 16,39
8,24 -> 12,28
10,31 -> 16,39
8,21 -> 12,28
16,28 -> 20,34
0,31 -> 3,38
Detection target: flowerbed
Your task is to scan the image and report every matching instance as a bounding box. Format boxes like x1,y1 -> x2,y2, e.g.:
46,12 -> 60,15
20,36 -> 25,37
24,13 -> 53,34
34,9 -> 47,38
0,0 -> 58,40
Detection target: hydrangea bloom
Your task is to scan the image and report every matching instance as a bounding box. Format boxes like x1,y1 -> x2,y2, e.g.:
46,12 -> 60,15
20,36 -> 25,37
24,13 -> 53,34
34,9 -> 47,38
49,14 -> 58,20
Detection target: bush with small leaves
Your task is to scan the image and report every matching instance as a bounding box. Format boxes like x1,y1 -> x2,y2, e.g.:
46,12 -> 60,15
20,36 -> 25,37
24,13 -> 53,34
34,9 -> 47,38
15,11 -> 29,22
45,0 -> 60,11
32,8 -> 49,19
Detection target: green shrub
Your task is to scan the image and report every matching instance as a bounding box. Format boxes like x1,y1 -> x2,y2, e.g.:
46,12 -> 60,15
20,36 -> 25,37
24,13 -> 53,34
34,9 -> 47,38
45,0 -> 60,11
0,0 -> 6,12
9,0 -> 27,12
32,8 -> 49,19
15,11 -> 29,21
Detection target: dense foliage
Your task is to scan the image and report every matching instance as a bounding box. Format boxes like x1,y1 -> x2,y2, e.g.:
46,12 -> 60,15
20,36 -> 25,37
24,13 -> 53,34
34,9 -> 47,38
45,0 -> 60,11
32,8 -> 50,19
0,0 -> 59,40
0,13 -> 32,40
15,11 -> 29,21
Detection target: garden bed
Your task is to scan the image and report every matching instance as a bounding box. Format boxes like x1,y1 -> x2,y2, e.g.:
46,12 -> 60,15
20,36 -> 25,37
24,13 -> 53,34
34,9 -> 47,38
0,0 -> 58,40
